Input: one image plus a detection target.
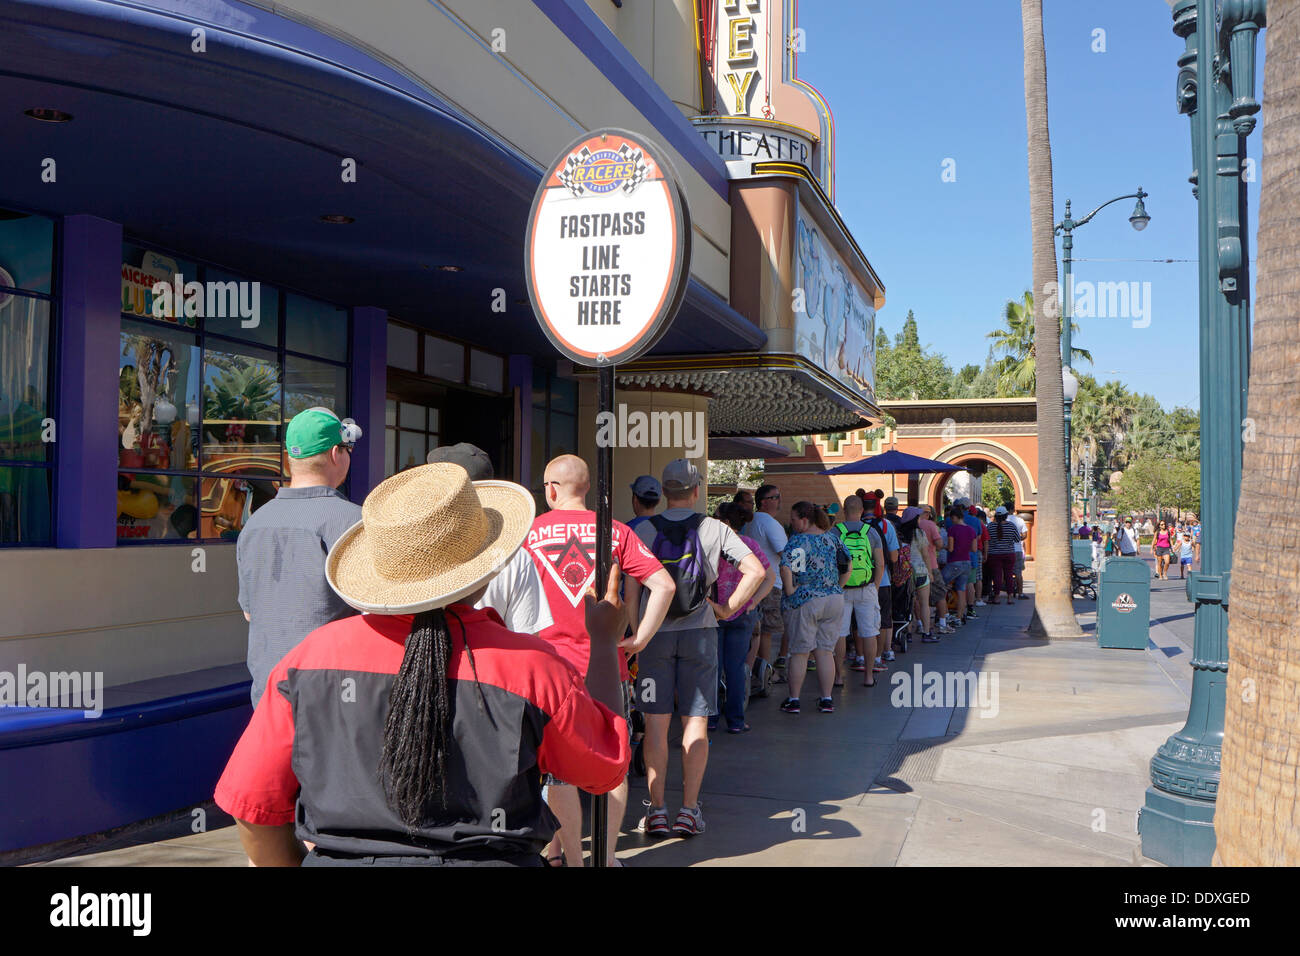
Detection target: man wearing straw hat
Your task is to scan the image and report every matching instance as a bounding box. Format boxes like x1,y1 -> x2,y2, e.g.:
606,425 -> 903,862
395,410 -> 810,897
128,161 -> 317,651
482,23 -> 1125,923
236,407 -> 362,707
215,462 -> 631,866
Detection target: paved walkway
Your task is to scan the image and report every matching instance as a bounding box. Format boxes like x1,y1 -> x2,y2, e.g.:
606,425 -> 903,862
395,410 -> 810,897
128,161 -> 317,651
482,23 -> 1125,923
32,565 -> 1193,867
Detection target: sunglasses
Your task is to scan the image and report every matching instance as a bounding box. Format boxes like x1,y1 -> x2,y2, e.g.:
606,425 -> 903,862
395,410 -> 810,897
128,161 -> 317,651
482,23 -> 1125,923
761,494 -> 781,502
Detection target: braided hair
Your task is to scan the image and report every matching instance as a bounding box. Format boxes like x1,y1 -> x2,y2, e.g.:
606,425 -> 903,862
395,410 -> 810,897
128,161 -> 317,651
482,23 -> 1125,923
379,606 -> 488,829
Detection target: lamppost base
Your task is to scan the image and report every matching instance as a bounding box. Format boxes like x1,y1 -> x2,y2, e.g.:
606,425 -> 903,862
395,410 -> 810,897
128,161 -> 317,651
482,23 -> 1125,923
1138,786 -> 1216,866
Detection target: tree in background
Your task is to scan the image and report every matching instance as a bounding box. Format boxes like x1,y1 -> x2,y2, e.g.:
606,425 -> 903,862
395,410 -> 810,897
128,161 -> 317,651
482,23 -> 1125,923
1213,0 -> 1300,866
706,457 -> 764,514
1020,0 -> 1079,638
987,290 -> 1092,396
873,309 -> 956,400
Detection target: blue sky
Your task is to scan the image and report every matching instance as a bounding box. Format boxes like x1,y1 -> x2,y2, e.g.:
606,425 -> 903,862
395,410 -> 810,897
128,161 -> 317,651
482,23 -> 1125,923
794,0 -> 1263,411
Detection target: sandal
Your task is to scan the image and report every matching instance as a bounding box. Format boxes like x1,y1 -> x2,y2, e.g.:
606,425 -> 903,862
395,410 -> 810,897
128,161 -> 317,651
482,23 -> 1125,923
726,722 -> 751,734
545,853 -> 567,867
863,677 -> 876,687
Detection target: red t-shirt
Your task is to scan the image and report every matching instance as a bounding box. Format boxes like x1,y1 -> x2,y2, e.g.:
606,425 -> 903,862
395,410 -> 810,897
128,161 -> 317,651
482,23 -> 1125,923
524,510 -> 663,678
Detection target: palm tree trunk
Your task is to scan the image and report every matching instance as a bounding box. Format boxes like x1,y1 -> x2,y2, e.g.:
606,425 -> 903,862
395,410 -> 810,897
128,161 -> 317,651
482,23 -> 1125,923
1021,0 -> 1081,637
1214,0 -> 1300,866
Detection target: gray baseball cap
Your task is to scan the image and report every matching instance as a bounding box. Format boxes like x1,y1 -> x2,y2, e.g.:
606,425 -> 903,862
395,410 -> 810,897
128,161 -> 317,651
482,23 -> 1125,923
630,475 -> 661,500
662,458 -> 701,492
426,442 -> 493,481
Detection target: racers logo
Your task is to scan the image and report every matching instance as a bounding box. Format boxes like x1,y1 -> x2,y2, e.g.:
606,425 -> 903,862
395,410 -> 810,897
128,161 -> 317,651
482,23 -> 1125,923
558,144 -> 649,198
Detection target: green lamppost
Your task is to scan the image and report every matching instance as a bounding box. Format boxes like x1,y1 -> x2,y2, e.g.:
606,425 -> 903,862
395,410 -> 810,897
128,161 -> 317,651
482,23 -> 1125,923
1055,190 -> 1149,538
1140,0 -> 1265,866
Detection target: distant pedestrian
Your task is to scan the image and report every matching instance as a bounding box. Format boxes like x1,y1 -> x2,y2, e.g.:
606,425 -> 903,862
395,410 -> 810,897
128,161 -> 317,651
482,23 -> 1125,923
237,407 -> 362,707
1151,520 -> 1173,580
1178,534 -> 1195,578
627,474 -> 661,531
527,454 -> 675,866
778,501 -> 850,715
1117,517 -> 1140,557
634,459 -> 764,837
711,502 -> 775,733
743,483 -> 788,680
985,506 -> 1018,604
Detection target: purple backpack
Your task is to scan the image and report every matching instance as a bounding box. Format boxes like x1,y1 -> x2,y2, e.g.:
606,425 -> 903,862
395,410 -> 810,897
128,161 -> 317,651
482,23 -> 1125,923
649,514 -> 708,619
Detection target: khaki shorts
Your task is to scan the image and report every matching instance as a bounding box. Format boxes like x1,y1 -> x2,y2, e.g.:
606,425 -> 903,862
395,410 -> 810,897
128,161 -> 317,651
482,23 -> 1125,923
788,593 -> 845,655
760,588 -> 785,634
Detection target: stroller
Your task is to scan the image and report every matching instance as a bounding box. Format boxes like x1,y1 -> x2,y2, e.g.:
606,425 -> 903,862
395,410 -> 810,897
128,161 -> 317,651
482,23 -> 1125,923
1072,562 -> 1098,601
883,512 -> 920,653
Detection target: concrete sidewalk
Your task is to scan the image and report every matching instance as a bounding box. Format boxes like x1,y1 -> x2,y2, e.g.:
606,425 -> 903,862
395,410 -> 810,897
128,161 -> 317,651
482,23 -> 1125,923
32,575 -> 1190,867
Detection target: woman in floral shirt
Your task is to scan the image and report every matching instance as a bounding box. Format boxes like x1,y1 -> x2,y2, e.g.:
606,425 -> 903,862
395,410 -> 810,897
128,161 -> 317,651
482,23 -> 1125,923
709,503 -> 775,733
779,501 -> 850,714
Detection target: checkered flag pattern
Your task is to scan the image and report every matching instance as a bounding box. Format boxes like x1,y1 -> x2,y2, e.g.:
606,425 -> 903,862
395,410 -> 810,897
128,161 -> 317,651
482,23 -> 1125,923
558,146 -> 593,196
616,143 -> 648,193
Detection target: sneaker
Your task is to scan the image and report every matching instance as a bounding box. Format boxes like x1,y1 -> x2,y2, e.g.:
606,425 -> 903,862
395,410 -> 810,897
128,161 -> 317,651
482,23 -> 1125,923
673,805 -> 705,836
883,650 -> 896,662
780,697 -> 800,714
850,657 -> 867,672
818,697 -> 834,713
806,658 -> 816,671
975,600 -> 986,607
966,610 -> 978,620
640,800 -> 670,837
921,633 -> 940,643
1018,594 -> 1031,601
774,656 -> 786,669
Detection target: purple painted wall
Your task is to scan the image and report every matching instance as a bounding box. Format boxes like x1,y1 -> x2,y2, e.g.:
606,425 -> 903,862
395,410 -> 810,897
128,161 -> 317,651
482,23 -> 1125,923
57,215 -> 122,549
349,306 -> 387,502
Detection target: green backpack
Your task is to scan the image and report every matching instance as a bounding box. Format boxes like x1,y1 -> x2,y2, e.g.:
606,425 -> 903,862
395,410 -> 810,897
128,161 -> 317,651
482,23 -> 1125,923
836,522 -> 875,587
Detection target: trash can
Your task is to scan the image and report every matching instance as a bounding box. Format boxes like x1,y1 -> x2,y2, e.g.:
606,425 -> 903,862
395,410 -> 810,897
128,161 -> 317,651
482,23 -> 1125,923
1096,557 -> 1150,649
1071,540 -> 1093,568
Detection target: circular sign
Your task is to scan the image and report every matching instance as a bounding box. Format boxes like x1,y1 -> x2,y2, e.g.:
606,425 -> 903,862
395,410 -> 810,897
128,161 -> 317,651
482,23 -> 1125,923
1112,592 -> 1137,613
0,266 -> 14,308
525,128 -> 692,367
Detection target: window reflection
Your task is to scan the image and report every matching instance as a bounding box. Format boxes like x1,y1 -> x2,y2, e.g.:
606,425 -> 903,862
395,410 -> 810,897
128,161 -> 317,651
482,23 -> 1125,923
201,342 -> 282,476
119,320 -> 201,471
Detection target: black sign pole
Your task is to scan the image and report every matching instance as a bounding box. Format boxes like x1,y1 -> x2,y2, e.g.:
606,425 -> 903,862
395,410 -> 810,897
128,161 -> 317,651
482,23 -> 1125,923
591,362 -> 615,869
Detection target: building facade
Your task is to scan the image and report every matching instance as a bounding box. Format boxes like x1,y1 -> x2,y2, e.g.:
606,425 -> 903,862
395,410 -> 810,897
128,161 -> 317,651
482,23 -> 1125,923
0,0 -> 884,852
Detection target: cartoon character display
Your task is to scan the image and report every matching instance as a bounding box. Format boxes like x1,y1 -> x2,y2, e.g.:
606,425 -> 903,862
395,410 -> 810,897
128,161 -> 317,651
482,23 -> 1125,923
793,211 -> 875,399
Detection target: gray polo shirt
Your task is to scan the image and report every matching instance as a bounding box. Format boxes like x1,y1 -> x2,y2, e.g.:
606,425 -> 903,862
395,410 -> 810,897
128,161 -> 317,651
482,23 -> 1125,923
236,485 -> 362,706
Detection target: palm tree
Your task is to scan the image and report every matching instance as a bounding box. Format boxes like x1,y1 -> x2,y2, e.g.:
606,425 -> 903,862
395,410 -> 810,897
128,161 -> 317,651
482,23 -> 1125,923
988,291 -> 1092,396
1215,0 -> 1299,866
1021,0 -> 1080,638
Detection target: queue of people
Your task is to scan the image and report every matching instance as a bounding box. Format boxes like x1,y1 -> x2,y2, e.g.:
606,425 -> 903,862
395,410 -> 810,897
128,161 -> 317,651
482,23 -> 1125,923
219,409 -> 1045,867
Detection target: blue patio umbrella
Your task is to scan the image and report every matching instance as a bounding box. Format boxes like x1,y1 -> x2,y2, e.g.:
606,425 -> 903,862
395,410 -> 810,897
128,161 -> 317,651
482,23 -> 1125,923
819,449 -> 966,476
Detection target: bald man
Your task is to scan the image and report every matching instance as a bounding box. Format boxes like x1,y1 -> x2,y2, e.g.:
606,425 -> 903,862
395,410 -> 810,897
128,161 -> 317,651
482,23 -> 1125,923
523,454 -> 675,866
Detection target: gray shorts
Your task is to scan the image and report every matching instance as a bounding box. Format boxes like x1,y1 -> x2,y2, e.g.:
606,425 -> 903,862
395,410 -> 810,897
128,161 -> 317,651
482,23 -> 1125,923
788,593 -> 845,655
634,626 -> 718,717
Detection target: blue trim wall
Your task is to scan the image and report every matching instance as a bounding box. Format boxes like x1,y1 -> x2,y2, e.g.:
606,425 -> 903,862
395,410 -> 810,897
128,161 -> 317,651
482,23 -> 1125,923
531,0 -> 730,200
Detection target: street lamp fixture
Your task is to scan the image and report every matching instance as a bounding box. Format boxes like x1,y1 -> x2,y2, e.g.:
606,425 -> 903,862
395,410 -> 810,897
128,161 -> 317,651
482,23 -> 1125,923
1062,366 -> 1080,402
1129,190 -> 1151,231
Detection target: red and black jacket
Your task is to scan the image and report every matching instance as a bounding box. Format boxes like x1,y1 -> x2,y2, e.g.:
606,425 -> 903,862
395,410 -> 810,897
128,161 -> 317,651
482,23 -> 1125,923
215,604 -> 629,859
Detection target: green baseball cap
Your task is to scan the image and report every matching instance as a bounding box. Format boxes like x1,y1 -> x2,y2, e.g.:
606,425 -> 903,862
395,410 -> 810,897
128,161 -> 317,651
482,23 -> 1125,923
285,407 -> 361,459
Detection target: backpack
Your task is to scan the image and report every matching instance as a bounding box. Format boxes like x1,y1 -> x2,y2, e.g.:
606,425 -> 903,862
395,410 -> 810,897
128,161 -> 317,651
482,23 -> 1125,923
648,514 -> 708,619
870,515 -> 912,584
835,522 -> 874,587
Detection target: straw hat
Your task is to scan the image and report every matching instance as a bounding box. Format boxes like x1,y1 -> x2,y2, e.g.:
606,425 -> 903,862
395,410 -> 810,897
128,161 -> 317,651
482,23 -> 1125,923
326,463 -> 535,614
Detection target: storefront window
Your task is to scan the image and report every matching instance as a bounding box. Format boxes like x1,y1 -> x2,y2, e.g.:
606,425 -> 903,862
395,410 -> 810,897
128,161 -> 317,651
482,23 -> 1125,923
116,242 -> 348,543
0,209 -> 56,546
287,293 -> 347,362
530,367 -> 578,505
387,400 -> 440,476
425,336 -> 464,383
